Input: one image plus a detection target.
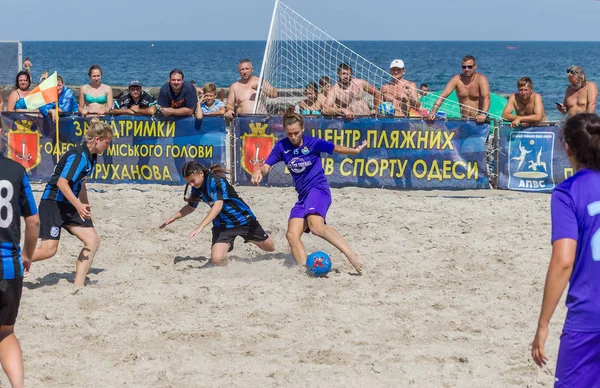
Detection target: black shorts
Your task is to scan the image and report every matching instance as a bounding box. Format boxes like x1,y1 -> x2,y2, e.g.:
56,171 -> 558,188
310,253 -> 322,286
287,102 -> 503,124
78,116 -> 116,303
212,218 -> 269,252
0,278 -> 23,326
39,199 -> 94,240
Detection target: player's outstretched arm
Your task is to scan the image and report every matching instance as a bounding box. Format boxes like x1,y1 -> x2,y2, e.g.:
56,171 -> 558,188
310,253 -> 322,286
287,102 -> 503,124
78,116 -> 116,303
159,205 -> 195,229
252,163 -> 272,185
333,140 -> 368,155
189,200 -> 223,239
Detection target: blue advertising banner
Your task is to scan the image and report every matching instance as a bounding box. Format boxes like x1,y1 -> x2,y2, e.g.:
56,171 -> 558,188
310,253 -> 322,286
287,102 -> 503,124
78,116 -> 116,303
497,124 -> 571,192
0,113 -> 227,184
234,116 -> 490,190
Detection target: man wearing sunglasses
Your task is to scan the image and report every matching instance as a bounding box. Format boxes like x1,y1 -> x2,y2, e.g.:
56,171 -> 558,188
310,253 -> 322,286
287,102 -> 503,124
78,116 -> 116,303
557,66 -> 598,117
428,55 -> 490,123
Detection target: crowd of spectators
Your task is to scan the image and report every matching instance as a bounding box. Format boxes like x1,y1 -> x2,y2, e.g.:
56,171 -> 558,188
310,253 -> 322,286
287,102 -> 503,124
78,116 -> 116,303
2,56 -> 597,127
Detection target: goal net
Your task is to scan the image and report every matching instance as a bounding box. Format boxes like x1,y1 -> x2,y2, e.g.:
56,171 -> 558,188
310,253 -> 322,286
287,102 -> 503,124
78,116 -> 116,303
254,1 -> 489,120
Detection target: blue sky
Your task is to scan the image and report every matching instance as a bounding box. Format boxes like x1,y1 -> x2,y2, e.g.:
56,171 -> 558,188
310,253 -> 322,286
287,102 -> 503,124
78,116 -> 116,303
5,0 -> 600,41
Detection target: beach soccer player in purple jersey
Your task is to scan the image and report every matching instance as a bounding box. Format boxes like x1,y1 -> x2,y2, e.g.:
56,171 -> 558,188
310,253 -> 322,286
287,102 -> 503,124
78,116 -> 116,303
531,113 -> 600,386
252,107 -> 367,275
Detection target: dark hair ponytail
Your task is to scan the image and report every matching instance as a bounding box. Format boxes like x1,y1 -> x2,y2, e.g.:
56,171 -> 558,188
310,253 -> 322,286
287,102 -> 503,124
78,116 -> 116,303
182,161 -> 202,178
283,106 -> 304,129
562,113 -> 600,170
182,161 -> 231,179
207,164 -> 231,178
182,161 -> 232,203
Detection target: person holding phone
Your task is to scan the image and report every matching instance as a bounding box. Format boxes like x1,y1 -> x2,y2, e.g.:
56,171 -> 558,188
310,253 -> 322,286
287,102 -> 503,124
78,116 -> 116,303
557,65 -> 598,117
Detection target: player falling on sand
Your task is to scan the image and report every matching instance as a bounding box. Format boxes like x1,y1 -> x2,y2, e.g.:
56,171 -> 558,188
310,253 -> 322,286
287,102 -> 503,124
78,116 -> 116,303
31,118 -> 114,287
159,162 -> 275,265
252,107 -> 366,275
531,113 -> 600,386
0,153 -> 39,388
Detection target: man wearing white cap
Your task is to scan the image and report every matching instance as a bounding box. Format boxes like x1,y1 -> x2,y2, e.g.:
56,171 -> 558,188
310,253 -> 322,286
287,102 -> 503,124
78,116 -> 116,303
381,59 -> 421,117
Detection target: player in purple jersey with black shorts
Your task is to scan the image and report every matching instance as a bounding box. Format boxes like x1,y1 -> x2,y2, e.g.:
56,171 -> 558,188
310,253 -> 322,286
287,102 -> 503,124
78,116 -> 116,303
252,107 -> 367,274
531,113 -> 600,387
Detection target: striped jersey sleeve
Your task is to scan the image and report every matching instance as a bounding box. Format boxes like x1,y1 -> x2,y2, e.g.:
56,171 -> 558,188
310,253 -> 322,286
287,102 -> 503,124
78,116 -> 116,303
210,175 -> 229,202
20,172 -> 38,217
60,153 -> 87,182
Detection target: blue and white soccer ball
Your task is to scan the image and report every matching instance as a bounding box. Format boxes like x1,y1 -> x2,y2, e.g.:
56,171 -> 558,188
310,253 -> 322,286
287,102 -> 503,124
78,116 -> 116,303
306,251 -> 332,277
378,102 -> 395,116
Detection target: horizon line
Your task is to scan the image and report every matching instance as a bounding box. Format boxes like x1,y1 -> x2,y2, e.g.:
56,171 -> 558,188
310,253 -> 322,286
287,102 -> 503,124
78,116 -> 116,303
14,39 -> 600,43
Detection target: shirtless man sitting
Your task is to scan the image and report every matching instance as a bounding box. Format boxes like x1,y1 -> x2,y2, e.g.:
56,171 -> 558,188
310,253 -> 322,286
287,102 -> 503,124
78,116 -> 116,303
557,65 -> 598,117
428,55 -> 490,123
323,62 -> 381,119
502,77 -> 546,128
224,59 -> 277,118
381,59 -> 420,117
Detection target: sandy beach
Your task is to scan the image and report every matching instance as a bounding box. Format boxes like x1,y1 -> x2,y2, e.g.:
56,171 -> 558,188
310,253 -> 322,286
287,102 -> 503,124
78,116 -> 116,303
13,183 -> 561,387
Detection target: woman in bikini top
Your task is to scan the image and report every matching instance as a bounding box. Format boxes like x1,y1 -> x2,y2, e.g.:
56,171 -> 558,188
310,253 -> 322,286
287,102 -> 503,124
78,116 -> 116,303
79,64 -> 113,116
297,82 -> 322,115
7,71 -> 36,112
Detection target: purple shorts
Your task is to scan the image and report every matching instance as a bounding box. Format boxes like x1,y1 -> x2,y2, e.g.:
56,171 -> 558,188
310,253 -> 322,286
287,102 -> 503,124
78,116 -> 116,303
289,186 -> 332,226
555,330 -> 600,387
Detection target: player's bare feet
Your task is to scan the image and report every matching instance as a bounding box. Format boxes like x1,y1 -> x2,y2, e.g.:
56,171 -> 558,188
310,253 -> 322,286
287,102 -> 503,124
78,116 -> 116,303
347,254 -> 364,275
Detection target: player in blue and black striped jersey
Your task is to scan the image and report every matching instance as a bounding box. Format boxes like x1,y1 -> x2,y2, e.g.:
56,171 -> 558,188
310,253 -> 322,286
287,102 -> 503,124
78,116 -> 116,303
159,161 -> 275,265
0,154 -> 40,388
31,118 -> 113,287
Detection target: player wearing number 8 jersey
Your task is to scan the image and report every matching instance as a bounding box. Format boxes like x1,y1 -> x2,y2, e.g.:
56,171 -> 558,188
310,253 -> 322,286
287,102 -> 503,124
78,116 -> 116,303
531,113 -> 600,387
0,154 -> 40,388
